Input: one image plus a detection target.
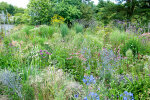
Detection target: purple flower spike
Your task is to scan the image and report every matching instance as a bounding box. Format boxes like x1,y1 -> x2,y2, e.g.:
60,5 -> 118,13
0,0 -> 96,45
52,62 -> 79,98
40,53 -> 43,55
40,50 -> 42,52
49,53 -> 52,55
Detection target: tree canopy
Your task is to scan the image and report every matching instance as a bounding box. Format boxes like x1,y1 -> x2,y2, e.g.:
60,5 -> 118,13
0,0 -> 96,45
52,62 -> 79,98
0,0 -> 149,26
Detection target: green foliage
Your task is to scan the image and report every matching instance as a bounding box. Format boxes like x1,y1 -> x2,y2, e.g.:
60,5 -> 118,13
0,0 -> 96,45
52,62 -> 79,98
0,1 -> 24,15
60,24 -> 69,37
27,0 -> 53,25
22,84 -> 35,100
120,36 -> 142,56
1,23 -> 150,100
74,23 -> 84,34
38,25 -> 55,38
96,0 -> 150,25
55,1 -> 81,25
80,3 -> 94,21
65,55 -> 85,82
83,35 -> 103,52
126,49 -> 133,59
32,36 -> 46,45
109,30 -> 127,48
23,25 -> 34,36
109,73 -> 150,99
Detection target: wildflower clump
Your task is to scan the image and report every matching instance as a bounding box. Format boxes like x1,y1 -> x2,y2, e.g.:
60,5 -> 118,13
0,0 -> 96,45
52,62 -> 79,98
84,92 -> 100,100
39,50 -> 51,58
51,14 -> 65,25
120,91 -> 134,100
38,50 -> 52,66
83,75 -> 96,85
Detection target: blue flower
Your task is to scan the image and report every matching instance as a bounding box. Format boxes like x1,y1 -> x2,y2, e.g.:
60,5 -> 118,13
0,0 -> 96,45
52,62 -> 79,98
123,96 -> 128,100
83,92 -> 100,100
83,97 -> 88,100
89,92 -> 100,100
83,75 -> 96,85
74,93 -> 79,98
120,91 -> 134,100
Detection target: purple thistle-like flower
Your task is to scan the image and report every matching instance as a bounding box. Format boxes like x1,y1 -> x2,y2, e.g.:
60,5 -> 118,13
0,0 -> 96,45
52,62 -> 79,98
40,53 -> 43,55
40,50 -> 42,52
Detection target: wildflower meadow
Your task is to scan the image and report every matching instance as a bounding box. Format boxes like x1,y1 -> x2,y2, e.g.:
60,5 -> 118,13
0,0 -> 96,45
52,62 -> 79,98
0,0 -> 150,100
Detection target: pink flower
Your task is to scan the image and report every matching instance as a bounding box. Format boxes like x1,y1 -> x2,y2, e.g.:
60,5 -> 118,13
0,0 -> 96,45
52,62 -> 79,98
46,52 -> 49,54
75,53 -> 80,55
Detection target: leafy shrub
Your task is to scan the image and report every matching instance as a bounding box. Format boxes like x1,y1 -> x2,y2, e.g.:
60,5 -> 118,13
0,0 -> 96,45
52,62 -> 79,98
60,24 -> 69,37
0,38 -> 21,70
74,23 -> 83,33
109,74 -> 150,99
120,36 -> 142,56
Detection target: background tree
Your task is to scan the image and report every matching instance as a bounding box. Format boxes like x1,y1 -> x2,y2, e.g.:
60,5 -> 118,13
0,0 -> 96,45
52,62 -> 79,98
54,0 -> 81,26
27,0 -> 53,25
96,0 -> 150,25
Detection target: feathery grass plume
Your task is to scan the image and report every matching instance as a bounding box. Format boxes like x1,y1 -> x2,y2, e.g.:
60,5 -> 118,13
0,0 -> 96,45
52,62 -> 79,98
29,67 -> 83,100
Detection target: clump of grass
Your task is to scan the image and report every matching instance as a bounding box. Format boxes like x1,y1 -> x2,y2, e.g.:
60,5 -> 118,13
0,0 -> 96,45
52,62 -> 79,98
109,30 -> 128,48
29,67 -> 83,100
120,36 -> 142,56
74,23 -> 83,33
60,24 -> 69,37
38,25 -> 55,38
23,25 -> 34,36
